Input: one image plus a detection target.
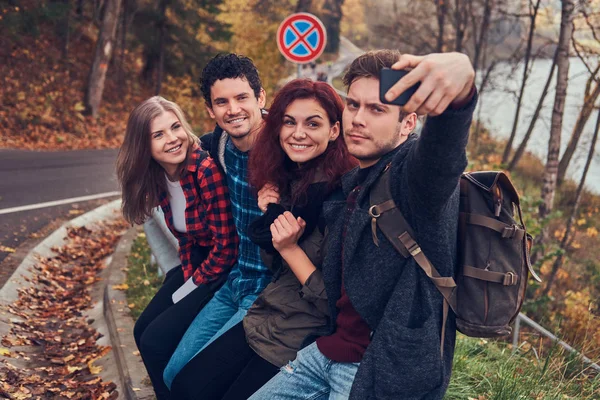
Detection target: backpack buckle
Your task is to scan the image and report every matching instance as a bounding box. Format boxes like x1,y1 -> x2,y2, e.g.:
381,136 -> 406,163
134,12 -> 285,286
501,225 -> 517,238
503,272 -> 518,286
368,205 -> 381,218
408,243 -> 422,257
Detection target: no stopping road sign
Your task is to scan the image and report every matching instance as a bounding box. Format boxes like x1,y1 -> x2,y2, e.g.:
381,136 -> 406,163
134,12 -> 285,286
277,13 -> 327,64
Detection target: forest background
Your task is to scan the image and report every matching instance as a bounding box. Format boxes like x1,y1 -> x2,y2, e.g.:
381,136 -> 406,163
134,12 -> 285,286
1,0 -> 600,396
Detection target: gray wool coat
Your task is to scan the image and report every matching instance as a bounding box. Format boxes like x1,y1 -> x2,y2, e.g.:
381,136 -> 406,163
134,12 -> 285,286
321,94 -> 477,400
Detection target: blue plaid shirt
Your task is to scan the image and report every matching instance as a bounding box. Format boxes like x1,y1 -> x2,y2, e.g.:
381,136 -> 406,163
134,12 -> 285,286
224,137 -> 271,300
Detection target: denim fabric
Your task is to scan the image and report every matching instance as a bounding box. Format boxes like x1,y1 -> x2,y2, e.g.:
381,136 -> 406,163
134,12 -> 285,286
162,279 -> 258,389
249,342 -> 359,400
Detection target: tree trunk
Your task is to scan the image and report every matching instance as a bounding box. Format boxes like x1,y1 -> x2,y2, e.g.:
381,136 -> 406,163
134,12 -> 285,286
508,49 -> 558,171
155,0 -> 169,95
557,67 -> 600,185
454,0 -> 466,52
117,0 -> 127,92
84,0 -> 122,118
542,100 -> 599,297
50,0 -> 71,58
323,0 -> 344,54
436,0 -> 448,53
501,0 -> 542,164
471,0 -> 493,72
472,59 -> 497,150
62,0 -> 71,60
142,52 -> 158,83
539,0 -> 574,223
295,0 -> 313,12
94,0 -> 105,26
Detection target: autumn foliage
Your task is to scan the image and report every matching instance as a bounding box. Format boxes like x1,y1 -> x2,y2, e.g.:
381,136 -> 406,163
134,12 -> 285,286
469,129 -> 600,362
0,0 -> 300,151
0,219 -> 129,399
0,3 -> 152,151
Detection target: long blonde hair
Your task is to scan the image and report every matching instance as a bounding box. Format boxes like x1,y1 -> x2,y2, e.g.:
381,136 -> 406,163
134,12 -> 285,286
116,96 -> 198,225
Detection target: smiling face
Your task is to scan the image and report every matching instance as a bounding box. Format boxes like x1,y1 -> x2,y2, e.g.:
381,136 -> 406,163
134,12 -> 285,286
279,98 -> 340,164
149,111 -> 189,177
343,77 -> 416,168
206,77 -> 266,151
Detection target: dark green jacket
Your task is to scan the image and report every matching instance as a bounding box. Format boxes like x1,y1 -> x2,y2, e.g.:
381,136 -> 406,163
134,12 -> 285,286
244,224 -> 329,366
243,180 -> 331,367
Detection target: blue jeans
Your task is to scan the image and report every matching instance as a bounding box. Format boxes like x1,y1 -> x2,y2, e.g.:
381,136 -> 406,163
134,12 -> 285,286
249,342 -> 360,400
163,279 -> 258,389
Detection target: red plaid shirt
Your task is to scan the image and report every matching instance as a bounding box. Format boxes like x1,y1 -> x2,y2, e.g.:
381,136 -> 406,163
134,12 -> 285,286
159,148 -> 239,285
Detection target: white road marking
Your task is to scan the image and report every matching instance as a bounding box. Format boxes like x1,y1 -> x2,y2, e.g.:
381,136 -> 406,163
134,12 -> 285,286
0,191 -> 121,215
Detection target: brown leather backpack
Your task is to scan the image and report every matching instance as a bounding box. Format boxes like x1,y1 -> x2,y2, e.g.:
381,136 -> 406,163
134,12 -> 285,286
368,166 -> 542,355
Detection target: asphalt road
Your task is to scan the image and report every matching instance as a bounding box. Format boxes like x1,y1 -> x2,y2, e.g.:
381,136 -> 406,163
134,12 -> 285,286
0,149 -> 121,283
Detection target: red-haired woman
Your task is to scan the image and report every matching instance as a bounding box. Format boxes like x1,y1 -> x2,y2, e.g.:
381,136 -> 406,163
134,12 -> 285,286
116,96 -> 239,400
170,79 -> 357,399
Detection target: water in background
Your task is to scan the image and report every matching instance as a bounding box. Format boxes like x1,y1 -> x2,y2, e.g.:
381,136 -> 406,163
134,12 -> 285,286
477,57 -> 599,194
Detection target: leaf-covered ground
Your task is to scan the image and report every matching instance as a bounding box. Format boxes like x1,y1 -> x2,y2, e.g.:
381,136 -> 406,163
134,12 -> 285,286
0,219 -> 129,400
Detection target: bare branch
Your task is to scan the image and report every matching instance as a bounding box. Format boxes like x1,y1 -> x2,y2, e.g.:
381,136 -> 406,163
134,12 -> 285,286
571,28 -> 598,79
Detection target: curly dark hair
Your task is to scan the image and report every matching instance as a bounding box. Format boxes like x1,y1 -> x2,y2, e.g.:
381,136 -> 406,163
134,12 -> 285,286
200,53 -> 263,108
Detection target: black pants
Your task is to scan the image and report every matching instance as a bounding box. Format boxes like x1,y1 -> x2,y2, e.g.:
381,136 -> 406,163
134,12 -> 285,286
170,321 -> 280,400
133,247 -> 220,400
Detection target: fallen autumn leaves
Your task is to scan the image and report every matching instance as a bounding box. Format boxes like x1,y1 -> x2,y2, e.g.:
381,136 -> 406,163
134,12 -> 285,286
0,219 -> 129,400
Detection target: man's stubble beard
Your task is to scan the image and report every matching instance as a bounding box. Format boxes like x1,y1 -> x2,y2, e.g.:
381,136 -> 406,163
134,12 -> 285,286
227,117 -> 264,152
227,128 -> 250,139
347,124 -> 403,164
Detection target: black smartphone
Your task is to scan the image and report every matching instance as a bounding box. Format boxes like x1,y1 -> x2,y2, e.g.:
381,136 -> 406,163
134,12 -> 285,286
379,68 -> 420,106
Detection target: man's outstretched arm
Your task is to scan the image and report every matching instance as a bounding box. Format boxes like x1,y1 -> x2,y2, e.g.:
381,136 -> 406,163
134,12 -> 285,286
389,53 -> 477,211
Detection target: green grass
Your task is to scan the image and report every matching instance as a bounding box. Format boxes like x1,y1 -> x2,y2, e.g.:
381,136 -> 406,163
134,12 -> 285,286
124,233 -> 162,320
446,334 -> 600,399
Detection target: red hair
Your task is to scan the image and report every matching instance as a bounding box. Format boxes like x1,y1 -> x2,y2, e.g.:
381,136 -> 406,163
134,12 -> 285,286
249,79 -> 357,203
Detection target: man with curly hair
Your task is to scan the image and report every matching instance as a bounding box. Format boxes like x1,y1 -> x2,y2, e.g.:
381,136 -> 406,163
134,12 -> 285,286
163,53 -> 271,390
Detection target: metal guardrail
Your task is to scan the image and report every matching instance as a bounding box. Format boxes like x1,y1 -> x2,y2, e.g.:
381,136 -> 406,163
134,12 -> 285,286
512,313 -> 600,372
143,207 -> 180,277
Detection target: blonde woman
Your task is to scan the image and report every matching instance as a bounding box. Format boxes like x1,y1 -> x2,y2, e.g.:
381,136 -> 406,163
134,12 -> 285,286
116,96 -> 239,400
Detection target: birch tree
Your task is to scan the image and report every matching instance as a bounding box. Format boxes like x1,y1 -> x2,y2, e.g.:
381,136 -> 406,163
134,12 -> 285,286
538,0 -> 575,226
84,0 -> 122,118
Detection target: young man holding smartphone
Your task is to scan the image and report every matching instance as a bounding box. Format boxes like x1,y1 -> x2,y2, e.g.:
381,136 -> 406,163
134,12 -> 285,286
250,50 -> 476,399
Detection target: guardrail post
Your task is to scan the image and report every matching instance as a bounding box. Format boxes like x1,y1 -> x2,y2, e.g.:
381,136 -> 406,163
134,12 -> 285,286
512,314 -> 521,354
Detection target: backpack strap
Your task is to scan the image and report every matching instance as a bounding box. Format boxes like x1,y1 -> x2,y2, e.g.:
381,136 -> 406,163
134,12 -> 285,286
191,150 -> 210,194
515,199 -> 543,283
461,213 -> 525,241
369,164 -> 457,357
464,172 -> 542,284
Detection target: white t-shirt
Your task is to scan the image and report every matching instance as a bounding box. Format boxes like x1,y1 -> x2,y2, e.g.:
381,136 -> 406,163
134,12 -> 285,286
165,174 -> 187,233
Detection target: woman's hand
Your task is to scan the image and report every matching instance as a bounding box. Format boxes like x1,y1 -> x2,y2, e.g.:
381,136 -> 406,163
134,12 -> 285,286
258,183 -> 280,213
270,211 -> 306,254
